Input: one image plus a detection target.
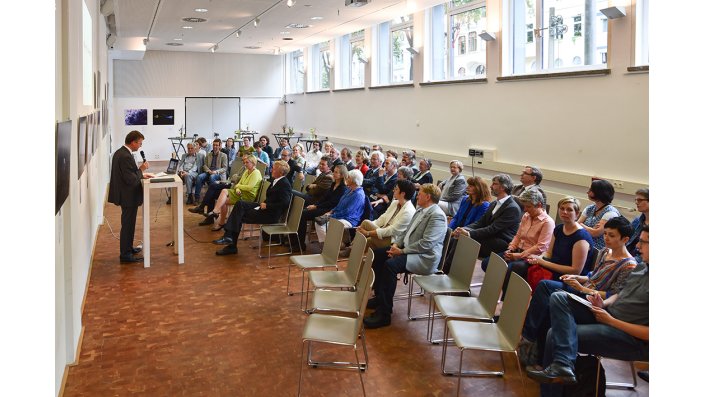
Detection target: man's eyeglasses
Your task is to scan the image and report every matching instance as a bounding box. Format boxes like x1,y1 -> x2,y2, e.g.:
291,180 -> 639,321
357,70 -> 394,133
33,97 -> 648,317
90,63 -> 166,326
634,198 -> 648,203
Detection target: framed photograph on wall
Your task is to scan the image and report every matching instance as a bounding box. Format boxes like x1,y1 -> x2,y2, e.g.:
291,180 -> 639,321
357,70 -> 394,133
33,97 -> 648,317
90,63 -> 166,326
124,108 -> 147,125
77,115 -> 87,178
153,109 -> 175,125
94,110 -> 101,154
56,119 -> 72,214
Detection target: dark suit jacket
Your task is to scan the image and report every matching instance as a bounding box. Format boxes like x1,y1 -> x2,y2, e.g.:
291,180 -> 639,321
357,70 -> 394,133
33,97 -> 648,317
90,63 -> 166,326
306,171 -> 334,201
285,158 -> 302,184
108,146 -> 143,207
259,177 -> 293,223
362,167 -> 381,196
374,172 -> 398,200
412,171 -> 433,186
465,196 -> 522,244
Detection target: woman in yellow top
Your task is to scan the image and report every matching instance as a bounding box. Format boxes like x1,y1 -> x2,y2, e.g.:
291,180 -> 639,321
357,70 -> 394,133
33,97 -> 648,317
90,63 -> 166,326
206,155 -> 262,231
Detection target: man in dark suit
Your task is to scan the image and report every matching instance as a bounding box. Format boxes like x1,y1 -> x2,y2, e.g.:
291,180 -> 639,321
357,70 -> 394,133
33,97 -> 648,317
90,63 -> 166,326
364,183 -> 448,329
108,130 -> 153,263
362,150 -> 384,197
213,160 -> 293,255
444,174 -> 522,268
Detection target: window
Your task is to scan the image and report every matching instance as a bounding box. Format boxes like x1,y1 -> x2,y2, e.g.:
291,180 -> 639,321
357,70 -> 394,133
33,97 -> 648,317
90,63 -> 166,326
634,0 -> 649,66
82,0 -> 93,106
286,50 -> 304,93
428,1 -> 487,81
309,41 -> 331,90
338,30 -> 366,88
375,15 -> 413,85
505,0 -> 609,75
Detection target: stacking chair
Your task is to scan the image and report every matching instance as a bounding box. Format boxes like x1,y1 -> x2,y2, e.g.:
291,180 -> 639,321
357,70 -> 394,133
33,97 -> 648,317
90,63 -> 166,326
405,236 -> 481,337
442,273 -> 532,397
258,196 -> 305,268
241,180 -> 269,240
304,232 -> 367,312
309,251 -> 374,318
255,161 -> 267,177
394,227 -> 453,301
297,255 -> 375,397
287,218 -> 345,306
433,253 -> 508,345
594,356 -> 643,394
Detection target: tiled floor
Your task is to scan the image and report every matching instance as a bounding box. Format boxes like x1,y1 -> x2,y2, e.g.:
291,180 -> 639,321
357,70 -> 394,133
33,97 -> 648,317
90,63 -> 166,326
63,190 -> 648,396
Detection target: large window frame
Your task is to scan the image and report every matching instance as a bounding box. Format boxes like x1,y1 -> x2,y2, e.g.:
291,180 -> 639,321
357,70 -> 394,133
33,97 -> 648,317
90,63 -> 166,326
338,30 -> 366,89
309,41 -> 332,91
286,50 -> 304,94
634,0 -> 649,67
504,0 -> 610,76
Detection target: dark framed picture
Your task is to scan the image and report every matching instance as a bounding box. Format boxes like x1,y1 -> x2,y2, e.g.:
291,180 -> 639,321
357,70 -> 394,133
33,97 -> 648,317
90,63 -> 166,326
78,115 -> 87,177
56,120 -> 72,214
153,109 -> 175,125
125,108 -> 147,125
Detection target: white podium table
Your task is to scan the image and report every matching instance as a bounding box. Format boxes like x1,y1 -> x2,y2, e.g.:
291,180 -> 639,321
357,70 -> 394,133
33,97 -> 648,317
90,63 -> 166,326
142,175 -> 184,268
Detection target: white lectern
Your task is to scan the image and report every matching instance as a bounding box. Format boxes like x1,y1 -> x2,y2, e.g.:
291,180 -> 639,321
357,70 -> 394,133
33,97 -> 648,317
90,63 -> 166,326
142,175 -> 184,268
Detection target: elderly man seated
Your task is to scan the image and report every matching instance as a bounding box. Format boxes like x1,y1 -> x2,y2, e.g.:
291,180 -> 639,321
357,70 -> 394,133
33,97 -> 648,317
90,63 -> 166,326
363,184 -> 447,329
177,142 -> 205,204
213,160 -> 292,255
438,160 -> 468,216
369,157 -> 399,218
526,226 -> 649,397
362,150 -> 384,197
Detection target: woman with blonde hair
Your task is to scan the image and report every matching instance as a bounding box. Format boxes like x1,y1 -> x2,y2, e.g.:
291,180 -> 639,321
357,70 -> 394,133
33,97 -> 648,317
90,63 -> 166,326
204,155 -> 262,231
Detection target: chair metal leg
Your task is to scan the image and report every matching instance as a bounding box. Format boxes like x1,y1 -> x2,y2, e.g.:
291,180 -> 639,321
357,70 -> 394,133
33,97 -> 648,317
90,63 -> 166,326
456,348 -> 464,397
297,340 -> 307,397
597,357 -> 638,391
514,352 -> 527,397
353,343 -> 367,397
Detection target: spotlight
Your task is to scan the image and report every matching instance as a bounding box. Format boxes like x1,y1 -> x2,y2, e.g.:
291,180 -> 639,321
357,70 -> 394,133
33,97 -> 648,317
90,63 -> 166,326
254,17 -> 260,27
236,30 -> 242,38
287,0 -> 295,7
210,44 -> 218,53
143,38 -> 149,46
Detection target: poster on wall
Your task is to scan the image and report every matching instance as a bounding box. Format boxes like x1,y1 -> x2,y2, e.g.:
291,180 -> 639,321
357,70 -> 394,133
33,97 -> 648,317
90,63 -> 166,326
125,108 -> 147,125
153,109 -> 175,125
56,120 -> 72,214
77,116 -> 87,178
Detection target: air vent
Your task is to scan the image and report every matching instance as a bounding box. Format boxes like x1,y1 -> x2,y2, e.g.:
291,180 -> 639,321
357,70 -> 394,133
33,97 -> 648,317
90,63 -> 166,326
166,42 -> 183,46
244,46 -> 261,49
286,23 -> 312,29
283,37 -> 294,41
182,17 -> 207,23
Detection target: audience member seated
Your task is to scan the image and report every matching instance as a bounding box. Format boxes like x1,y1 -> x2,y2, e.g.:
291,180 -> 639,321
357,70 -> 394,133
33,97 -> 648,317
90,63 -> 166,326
177,142 -> 205,204
511,165 -> 548,203
578,179 -> 620,250
213,160 -> 293,255
237,136 -> 255,158
626,188 -> 649,262
363,184 -> 447,329
292,157 -> 333,205
480,189 -> 555,295
323,141 -> 334,157
292,143 -> 306,171
294,164 -> 347,252
526,226 -> 648,396
258,135 -> 274,159
401,150 -> 419,174
359,144 -> 371,155
203,155 -> 263,231
279,149 -> 304,185
304,140 -> 323,175
371,144 -> 383,152
519,216 -> 638,368
354,150 -> 370,175
195,137 -> 210,156
328,147 -> 344,169
253,141 -> 270,171
194,138 -> 228,203
411,158 -> 433,189
362,150 -> 384,197
357,179 -> 416,251
223,138 -> 237,166
314,169 -> 366,243
445,174 -> 522,263
369,157 -> 399,219
273,137 -> 292,161
340,147 -> 356,171
438,160 -> 468,216
188,171 -> 243,218
525,196 -> 595,282
448,176 -> 491,231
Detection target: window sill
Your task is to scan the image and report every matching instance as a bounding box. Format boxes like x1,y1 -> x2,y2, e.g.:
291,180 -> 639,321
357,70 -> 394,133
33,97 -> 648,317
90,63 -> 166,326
369,83 -> 415,90
497,68 -> 610,82
305,90 -> 331,94
627,65 -> 649,73
420,78 -> 488,86
332,87 -> 365,93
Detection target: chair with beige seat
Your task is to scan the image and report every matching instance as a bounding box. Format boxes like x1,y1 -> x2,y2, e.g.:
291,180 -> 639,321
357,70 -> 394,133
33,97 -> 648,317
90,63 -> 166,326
442,272 -> 532,396
308,251 -> 374,318
258,196 -> 305,268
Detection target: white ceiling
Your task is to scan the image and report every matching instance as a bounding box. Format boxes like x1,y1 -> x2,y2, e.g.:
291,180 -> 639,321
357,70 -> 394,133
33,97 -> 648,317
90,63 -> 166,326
110,0 -> 445,55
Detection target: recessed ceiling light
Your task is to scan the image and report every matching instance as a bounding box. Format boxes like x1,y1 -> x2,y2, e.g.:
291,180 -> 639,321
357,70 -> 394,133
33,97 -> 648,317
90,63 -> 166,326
173,38 -> 183,41
283,38 -> 294,41
304,4 -> 312,7
182,26 -> 193,29
244,45 -> 261,49
311,16 -> 323,20
280,31 -> 290,35
286,23 -> 312,29
194,8 -> 208,13
166,42 -> 183,46
182,17 -> 207,23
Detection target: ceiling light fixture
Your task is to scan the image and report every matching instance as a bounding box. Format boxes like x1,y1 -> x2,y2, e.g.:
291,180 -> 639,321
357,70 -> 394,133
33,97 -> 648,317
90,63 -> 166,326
173,37 -> 183,41
287,0 -> 295,7
236,30 -> 242,38
210,44 -> 219,53
182,26 -> 193,29
479,31 -> 496,41
254,17 -> 260,27
194,8 -> 208,13
600,6 -> 626,19
311,16 -> 323,20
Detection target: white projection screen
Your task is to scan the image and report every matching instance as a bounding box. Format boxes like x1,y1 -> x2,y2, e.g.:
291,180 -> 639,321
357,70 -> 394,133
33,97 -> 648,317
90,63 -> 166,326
185,97 -> 241,138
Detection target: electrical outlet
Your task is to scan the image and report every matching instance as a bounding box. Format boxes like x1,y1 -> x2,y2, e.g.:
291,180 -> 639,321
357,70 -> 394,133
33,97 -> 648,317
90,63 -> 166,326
612,180 -> 624,189
154,154 -> 160,159
468,148 -> 484,158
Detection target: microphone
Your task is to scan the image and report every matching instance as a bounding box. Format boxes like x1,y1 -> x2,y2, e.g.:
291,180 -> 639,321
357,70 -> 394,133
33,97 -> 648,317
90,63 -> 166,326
140,151 -> 147,162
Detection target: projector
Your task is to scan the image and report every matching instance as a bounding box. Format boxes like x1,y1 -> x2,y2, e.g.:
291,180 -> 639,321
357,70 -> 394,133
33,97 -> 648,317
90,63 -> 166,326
346,0 -> 369,7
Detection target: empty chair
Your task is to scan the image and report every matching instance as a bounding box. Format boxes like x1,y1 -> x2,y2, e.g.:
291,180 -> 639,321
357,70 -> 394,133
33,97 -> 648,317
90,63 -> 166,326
304,232 -> 367,312
442,273 -> 532,396
433,253 -> 508,345
309,251 -> 375,317
405,236 -> 481,340
297,257 -> 375,397
258,196 -> 304,268
287,218 -> 345,307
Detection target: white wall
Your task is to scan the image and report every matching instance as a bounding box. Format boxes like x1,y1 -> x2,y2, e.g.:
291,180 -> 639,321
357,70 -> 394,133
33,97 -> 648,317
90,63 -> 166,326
285,6 -> 648,185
